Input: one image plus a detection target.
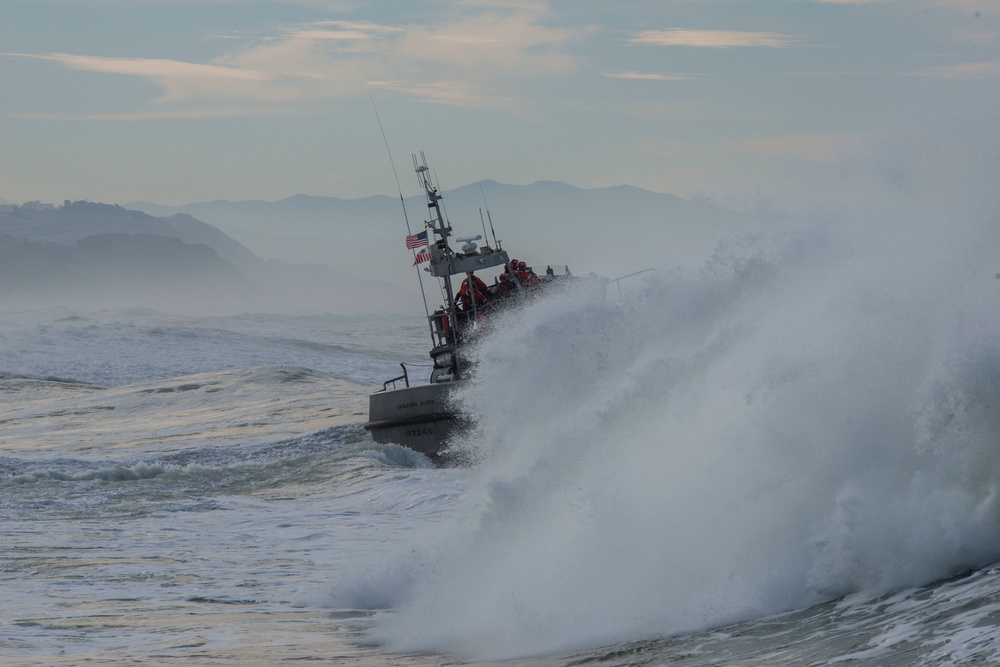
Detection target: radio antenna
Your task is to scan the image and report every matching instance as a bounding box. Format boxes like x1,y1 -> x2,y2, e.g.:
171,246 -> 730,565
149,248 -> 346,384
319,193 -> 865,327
479,183 -> 500,249
371,94 -> 431,330
479,208 -> 489,246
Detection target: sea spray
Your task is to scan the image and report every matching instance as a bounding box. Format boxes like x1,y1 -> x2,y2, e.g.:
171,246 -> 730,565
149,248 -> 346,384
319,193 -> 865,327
344,130 -> 1000,660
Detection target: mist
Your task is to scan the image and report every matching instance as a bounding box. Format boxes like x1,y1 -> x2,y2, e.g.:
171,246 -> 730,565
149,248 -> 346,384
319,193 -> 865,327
0,203 -> 417,316
323,117 -> 1000,659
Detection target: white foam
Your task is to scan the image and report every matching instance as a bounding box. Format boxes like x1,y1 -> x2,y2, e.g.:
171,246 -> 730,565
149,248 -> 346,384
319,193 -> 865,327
365,123 -> 1000,660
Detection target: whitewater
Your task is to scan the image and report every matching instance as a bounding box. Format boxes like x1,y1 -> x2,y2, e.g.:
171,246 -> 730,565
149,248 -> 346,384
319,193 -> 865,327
5,137 -> 1000,666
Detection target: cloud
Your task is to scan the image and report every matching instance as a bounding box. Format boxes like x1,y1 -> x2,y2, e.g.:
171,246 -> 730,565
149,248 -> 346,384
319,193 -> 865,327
3,52 -> 266,82
277,19 -> 404,41
368,80 -> 517,109
628,29 -> 800,48
1,51 -> 306,106
394,10 -> 584,76
915,60 -> 1000,78
9,107 -> 295,121
224,7 -> 587,107
930,0 -> 1000,13
3,6 -> 585,117
42,0 -> 370,7
603,71 -> 693,81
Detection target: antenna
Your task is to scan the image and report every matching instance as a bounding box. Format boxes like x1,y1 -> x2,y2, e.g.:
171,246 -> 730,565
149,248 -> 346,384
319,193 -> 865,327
479,208 -> 489,246
479,183 -> 500,249
371,95 -> 432,331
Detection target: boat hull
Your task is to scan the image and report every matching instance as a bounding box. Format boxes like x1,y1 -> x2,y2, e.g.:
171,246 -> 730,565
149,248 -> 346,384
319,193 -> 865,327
364,383 -> 459,458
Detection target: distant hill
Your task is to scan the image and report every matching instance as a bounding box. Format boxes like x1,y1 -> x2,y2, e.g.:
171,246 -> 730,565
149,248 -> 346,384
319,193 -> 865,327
0,233 -> 249,311
0,179 -> 774,313
130,180 -> 769,290
130,193 -> 407,283
0,201 -> 414,313
0,201 -> 261,274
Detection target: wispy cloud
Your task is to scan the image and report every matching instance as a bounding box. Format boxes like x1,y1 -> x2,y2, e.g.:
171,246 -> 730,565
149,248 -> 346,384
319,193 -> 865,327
628,29 -> 800,48
790,69 -> 902,77
393,10 -> 585,76
276,19 -> 404,41
217,9 -> 582,108
1,51 -> 296,107
930,0 -> 1000,13
3,6 -> 584,118
3,52 -> 266,81
10,107 -> 296,122
603,71 -> 692,81
811,0 -> 891,5
368,80 -> 516,109
915,60 -> 1000,78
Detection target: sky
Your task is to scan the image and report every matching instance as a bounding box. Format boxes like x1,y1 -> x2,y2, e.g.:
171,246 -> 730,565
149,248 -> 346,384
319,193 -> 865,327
1,0 -> 998,208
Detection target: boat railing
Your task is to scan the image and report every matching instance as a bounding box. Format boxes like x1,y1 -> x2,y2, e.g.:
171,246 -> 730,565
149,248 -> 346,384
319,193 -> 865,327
381,363 -> 410,391
610,268 -> 654,297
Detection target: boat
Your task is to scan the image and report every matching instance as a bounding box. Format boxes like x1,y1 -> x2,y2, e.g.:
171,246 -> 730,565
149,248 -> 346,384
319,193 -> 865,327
364,154 -> 570,459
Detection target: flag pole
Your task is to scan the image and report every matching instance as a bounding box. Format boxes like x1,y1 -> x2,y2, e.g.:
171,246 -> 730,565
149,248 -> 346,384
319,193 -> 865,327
371,95 -> 432,336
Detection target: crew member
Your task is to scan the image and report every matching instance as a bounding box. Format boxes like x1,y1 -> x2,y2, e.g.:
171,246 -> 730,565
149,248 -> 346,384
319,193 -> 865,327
457,274 -> 488,310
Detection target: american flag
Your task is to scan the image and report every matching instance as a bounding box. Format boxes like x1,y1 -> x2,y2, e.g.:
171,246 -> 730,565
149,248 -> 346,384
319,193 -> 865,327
405,230 -> 428,249
412,250 -> 431,266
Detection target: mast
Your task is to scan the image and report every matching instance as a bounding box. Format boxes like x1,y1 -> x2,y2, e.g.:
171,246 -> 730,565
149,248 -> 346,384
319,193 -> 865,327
412,153 -> 511,383
414,153 -> 459,342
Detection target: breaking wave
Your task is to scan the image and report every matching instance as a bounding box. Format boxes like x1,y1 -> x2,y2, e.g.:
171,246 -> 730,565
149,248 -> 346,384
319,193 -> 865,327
351,128 -> 1000,660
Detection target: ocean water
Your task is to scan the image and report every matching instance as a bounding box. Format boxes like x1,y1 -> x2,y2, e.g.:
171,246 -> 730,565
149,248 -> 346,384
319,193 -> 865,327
5,160 -> 1000,664
4,269 -> 1000,666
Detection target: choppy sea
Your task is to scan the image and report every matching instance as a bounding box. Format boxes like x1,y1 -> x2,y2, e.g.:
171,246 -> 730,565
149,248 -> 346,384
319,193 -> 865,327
4,198 -> 1000,666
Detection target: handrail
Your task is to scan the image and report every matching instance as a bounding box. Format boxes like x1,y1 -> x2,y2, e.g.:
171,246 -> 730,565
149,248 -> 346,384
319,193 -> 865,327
611,268 -> 654,297
381,362 -> 410,391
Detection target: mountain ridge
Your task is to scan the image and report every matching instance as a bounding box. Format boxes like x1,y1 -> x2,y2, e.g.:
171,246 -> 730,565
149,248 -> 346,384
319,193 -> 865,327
0,201 -> 414,313
126,179 -> 766,290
